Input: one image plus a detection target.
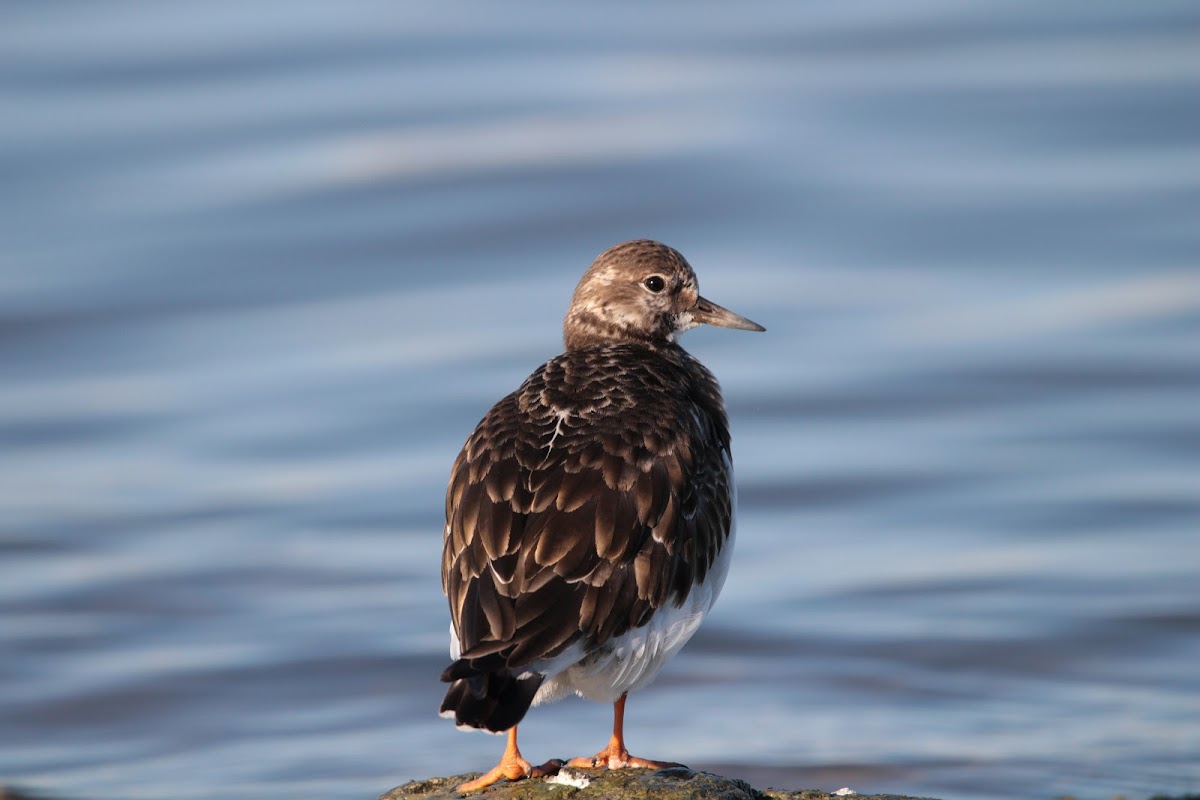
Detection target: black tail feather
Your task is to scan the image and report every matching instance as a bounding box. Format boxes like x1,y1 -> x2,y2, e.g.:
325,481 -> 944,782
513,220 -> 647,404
439,659 -> 544,733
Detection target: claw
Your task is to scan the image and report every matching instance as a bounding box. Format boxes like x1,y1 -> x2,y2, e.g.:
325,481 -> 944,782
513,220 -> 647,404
566,693 -> 684,771
456,728 -> 562,792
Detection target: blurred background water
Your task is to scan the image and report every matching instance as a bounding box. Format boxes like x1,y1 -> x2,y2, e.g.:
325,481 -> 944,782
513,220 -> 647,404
1,2 -> 1198,799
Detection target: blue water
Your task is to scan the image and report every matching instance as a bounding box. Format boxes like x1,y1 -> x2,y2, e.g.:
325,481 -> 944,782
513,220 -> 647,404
1,2 -> 1198,799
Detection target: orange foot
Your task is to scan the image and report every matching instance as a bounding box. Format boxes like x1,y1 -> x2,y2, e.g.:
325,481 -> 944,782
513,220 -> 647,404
456,726 -> 563,792
566,740 -> 682,771
457,757 -> 560,792
566,693 -> 685,771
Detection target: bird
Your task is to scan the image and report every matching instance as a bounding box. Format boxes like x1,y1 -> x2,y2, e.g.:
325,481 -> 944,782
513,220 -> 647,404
438,239 -> 763,792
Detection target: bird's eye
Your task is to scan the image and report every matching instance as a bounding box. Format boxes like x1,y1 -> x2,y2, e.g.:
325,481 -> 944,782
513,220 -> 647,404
643,275 -> 666,293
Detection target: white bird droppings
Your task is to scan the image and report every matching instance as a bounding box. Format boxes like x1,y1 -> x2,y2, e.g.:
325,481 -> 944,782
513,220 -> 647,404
545,768 -> 591,789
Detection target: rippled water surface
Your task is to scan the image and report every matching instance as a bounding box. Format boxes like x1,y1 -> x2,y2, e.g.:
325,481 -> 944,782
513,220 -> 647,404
2,3 -> 1198,799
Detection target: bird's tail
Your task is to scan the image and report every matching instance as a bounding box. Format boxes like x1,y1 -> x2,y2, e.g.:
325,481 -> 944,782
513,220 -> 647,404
438,658 -> 544,733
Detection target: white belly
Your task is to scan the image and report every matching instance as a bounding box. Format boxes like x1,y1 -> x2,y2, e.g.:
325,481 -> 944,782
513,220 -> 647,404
532,513 -> 736,705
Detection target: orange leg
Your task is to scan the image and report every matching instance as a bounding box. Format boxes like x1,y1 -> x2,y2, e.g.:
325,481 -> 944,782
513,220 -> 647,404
457,726 -> 560,792
567,693 -> 684,770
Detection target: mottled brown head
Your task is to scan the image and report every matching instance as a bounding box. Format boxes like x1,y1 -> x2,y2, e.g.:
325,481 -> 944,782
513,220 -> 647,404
563,240 -> 764,350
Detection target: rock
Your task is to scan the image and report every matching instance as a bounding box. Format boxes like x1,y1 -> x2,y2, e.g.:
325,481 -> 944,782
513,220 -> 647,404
380,766 -> 938,800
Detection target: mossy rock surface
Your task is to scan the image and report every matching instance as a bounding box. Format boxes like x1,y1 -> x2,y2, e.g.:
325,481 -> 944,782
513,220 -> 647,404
381,766 -> 937,800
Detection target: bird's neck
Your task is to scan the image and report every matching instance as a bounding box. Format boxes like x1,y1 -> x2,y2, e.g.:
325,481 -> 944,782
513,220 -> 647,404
562,308 -> 674,351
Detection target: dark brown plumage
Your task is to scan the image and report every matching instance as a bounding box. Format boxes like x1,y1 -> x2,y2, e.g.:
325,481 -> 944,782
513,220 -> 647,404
437,240 -> 763,791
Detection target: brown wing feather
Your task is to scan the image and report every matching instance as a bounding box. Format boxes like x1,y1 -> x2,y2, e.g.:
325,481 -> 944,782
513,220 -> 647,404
442,343 -> 733,673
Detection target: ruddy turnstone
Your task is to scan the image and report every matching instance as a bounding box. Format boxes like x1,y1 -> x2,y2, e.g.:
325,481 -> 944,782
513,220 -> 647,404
439,240 -> 763,792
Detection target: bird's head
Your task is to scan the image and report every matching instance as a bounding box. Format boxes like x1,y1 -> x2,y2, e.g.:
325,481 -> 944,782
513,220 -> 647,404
563,240 -> 764,350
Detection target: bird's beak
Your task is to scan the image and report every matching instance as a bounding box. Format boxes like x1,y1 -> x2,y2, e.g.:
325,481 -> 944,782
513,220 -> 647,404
692,295 -> 766,332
